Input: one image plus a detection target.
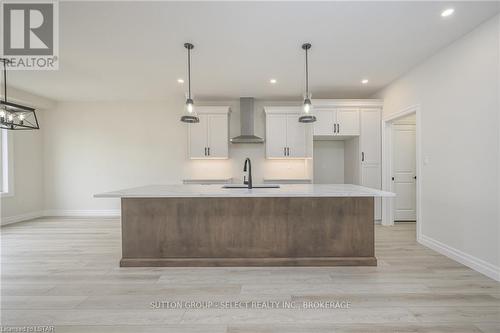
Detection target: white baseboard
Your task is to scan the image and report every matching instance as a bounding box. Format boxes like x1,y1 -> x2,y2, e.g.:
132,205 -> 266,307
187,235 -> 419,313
1,210 -> 120,226
1,211 -> 45,226
419,234 -> 500,282
43,209 -> 121,217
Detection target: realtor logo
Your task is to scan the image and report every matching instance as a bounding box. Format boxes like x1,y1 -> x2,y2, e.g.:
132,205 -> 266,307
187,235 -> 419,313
1,1 -> 59,70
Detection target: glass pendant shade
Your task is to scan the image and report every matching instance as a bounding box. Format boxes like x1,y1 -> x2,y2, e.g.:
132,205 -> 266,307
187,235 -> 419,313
180,97 -> 199,123
299,95 -> 316,123
299,43 -> 316,123
0,59 -> 40,130
180,43 -> 199,123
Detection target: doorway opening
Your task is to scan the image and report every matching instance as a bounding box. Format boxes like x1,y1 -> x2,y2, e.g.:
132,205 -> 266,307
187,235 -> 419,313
381,105 -> 422,239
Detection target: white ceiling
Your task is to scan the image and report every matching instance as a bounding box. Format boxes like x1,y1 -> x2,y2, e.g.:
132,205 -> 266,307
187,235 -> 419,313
7,1 -> 500,102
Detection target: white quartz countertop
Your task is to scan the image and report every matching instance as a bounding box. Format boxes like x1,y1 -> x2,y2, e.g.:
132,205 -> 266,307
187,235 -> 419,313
94,184 -> 395,198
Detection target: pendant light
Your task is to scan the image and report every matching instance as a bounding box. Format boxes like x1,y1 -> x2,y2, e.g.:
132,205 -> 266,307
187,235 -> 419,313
180,43 -> 199,123
299,43 -> 316,123
0,59 -> 40,130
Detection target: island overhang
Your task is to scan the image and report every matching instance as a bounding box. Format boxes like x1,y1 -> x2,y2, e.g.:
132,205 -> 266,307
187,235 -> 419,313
94,184 -> 394,198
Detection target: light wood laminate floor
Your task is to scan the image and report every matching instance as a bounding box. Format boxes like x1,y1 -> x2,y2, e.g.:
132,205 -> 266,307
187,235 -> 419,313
1,218 -> 499,332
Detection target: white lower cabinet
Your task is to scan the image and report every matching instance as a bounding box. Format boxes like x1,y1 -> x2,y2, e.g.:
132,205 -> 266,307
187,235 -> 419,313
188,107 -> 230,159
264,107 -> 312,159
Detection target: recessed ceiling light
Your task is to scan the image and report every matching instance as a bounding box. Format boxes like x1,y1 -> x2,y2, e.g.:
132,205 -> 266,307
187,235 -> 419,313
361,79 -> 369,84
177,78 -> 184,84
441,8 -> 454,17
270,79 -> 277,84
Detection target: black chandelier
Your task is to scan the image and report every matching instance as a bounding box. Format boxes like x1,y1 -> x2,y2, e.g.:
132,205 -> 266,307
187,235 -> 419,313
0,59 -> 39,130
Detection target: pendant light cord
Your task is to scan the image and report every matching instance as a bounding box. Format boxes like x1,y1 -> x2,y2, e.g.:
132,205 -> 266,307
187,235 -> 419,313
187,47 -> 191,100
305,48 -> 309,97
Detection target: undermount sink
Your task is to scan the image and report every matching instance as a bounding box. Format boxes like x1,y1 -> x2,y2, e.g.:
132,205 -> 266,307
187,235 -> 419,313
222,184 -> 280,189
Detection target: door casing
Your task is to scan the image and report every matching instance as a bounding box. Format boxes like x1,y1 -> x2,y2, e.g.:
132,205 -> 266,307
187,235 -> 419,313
381,105 -> 422,241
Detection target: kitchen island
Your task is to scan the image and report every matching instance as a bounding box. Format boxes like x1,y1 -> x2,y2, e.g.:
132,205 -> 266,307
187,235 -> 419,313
95,184 -> 394,267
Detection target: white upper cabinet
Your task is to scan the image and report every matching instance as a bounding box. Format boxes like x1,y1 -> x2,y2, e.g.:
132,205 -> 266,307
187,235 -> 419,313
286,114 -> 307,158
266,114 -> 288,158
207,114 -> 229,158
360,108 -> 381,165
313,107 -> 360,137
188,107 -> 230,159
264,107 -> 312,159
189,114 -> 209,159
313,109 -> 335,136
336,108 -> 360,136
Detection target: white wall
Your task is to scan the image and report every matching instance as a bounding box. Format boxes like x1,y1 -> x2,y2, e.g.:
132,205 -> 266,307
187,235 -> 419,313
42,98 -> 312,213
375,15 -> 500,277
0,89 -> 55,225
0,120 -> 45,224
313,141 -> 344,184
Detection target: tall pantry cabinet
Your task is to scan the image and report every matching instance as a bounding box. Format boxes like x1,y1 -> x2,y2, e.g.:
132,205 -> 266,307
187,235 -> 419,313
314,100 -> 383,220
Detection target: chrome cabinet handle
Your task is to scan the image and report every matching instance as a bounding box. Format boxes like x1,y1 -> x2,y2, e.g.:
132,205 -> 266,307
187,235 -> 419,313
208,147 -> 210,156
361,152 -> 365,162
204,147 -> 207,156
337,123 -> 340,134
284,147 -> 286,156
287,147 -> 290,156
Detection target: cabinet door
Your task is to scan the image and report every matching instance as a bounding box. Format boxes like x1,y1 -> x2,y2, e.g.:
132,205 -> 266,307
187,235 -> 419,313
360,109 -> 381,165
336,108 -> 360,136
313,109 -> 335,136
286,114 -> 307,158
361,164 -> 382,220
207,114 -> 228,158
266,114 -> 288,158
360,109 -> 382,220
188,114 -> 208,159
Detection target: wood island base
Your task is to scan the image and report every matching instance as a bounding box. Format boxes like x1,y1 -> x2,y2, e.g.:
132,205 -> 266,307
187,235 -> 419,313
120,196 -> 376,267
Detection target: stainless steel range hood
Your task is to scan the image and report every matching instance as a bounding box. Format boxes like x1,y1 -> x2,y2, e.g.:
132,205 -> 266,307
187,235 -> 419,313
230,97 -> 264,144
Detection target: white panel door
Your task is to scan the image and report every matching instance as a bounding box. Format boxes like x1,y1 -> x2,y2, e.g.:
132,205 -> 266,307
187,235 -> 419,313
392,124 -> 416,221
336,109 -> 360,136
266,114 -> 288,158
313,109 -> 335,136
207,114 -> 228,158
188,114 -> 208,159
286,114 -> 307,158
